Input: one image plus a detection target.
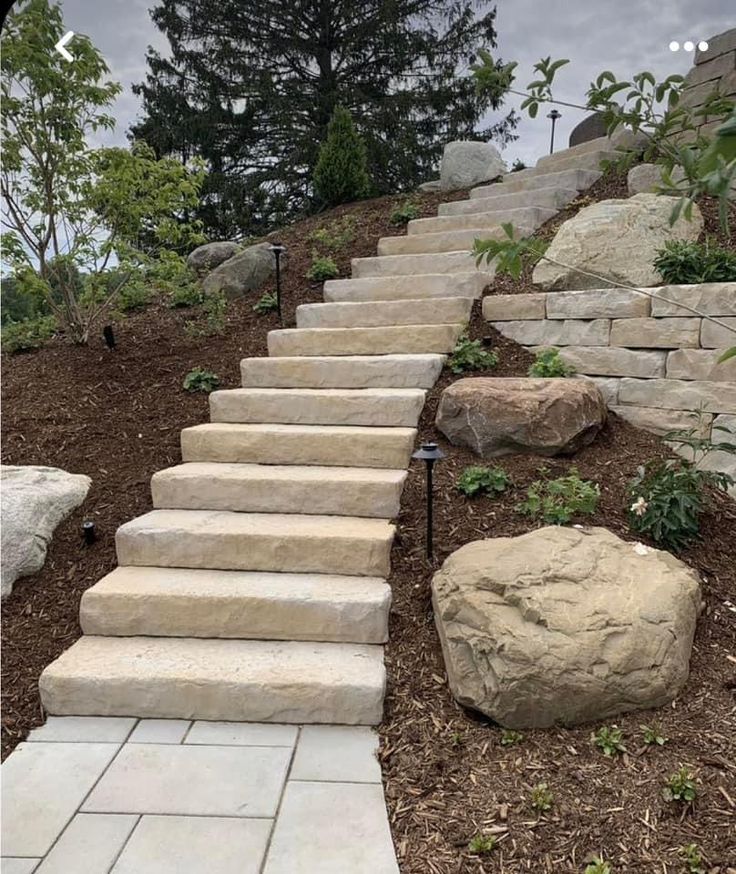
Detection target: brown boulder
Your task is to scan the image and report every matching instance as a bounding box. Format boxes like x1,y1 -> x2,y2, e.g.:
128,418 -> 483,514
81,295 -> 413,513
435,377 -> 606,458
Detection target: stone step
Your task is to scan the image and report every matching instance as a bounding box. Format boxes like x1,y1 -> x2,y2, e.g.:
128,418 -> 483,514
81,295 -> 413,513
209,388 -> 426,427
545,136 -> 613,159
181,423 -> 417,469
267,324 -> 464,357
240,354 -> 444,388
376,224 -> 532,256
408,205 -> 556,235
116,509 -> 394,577
151,462 -> 407,518
506,149 -> 617,180
39,636 -> 386,724
80,566 -> 391,644
438,187 -> 579,217
351,251 -> 495,278
471,168 -> 602,198
295,297 -> 473,329
324,272 -> 486,301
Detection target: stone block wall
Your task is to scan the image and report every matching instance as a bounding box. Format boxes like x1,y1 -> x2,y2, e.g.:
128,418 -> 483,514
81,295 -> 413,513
677,28 -> 736,143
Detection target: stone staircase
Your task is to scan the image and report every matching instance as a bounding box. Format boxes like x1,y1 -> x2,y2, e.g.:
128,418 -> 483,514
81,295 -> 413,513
38,134 -> 623,727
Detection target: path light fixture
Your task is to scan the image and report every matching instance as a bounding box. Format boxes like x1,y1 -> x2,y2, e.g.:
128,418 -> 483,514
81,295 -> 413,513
412,442 -> 445,561
269,242 -> 286,323
103,325 -> 116,350
81,521 -> 96,546
547,109 -> 562,155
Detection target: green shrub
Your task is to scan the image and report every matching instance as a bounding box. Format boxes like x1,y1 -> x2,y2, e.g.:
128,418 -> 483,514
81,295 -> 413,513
309,216 -> 357,252
306,255 -> 339,282
1,274 -> 50,325
468,834 -> 496,855
182,367 -> 220,392
528,348 -> 575,377
168,284 -> 203,309
592,725 -> 626,757
679,843 -> 704,874
118,282 -> 153,312
184,290 -> 227,338
584,860 -> 612,874
312,105 -> 370,207
253,291 -> 279,315
448,336 -> 498,374
511,158 -> 527,172
500,729 -> 524,747
530,782 -> 553,812
663,767 -> 698,805
390,201 -> 421,226
641,724 -> 667,746
518,469 -> 600,524
1,315 -> 56,354
457,465 -> 509,497
653,239 -> 736,284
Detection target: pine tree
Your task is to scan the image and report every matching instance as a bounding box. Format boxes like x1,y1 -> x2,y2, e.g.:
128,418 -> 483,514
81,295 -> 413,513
313,106 -> 370,206
132,0 -> 517,238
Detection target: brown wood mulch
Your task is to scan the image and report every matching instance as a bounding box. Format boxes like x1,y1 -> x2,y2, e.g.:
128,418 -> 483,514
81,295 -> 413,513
2,171 -> 735,873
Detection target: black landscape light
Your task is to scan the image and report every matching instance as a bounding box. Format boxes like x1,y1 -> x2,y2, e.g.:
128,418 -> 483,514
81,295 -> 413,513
82,521 -> 96,546
103,325 -> 116,350
547,109 -> 562,154
269,242 -> 286,323
412,442 -> 445,561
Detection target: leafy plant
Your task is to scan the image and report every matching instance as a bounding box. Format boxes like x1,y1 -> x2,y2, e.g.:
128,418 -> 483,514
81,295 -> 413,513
183,367 -> 220,393
511,158 -> 527,172
309,216 -> 357,252
663,767 -> 698,805
253,291 -> 279,314
449,731 -> 464,747
448,336 -> 498,374
390,201 -> 421,226
117,282 -> 153,312
584,860 -> 612,874
468,833 -> 496,855
641,724 -> 668,746
457,465 -> 510,498
518,469 -> 600,525
592,726 -> 626,757
679,843 -> 704,873
654,239 -> 736,284
184,290 -> 227,338
530,782 -> 554,812
528,348 -> 575,377
312,105 -> 371,206
168,284 -> 203,309
1,315 -> 56,354
473,223 -> 548,279
500,729 -> 524,747
306,254 -> 340,282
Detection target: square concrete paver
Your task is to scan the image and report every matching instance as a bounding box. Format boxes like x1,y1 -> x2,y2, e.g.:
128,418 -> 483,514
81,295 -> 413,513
263,781 -> 399,874
36,813 -> 138,874
26,717 -> 136,744
0,860 -> 41,873
111,815 -> 272,874
1,742 -> 120,857
128,719 -> 190,744
83,743 -> 291,817
290,726 -> 381,783
185,721 -> 297,747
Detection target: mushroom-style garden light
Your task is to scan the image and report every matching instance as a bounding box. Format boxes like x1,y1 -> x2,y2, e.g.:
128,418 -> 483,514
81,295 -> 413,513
412,441 -> 445,560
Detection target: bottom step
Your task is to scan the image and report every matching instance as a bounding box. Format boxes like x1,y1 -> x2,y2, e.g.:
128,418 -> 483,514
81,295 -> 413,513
39,636 -> 385,725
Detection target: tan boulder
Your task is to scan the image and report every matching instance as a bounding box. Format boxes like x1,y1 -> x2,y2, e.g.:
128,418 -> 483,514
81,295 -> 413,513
432,527 -> 701,728
435,377 -> 606,458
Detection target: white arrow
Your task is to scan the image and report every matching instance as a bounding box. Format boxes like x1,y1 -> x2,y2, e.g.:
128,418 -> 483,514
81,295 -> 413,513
54,31 -> 74,62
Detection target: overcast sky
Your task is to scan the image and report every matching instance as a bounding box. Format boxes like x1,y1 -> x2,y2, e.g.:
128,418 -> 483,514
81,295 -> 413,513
49,0 -> 735,168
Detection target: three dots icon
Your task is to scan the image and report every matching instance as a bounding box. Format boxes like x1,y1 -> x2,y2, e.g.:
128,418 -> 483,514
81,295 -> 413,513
669,40 -> 709,52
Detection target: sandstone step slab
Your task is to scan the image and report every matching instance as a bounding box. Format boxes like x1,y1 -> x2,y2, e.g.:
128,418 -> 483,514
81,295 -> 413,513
492,318 -> 610,347
542,135 -> 613,160
81,566 -> 391,644
550,346 -> 666,378
406,206 -> 557,235
506,149 -> 617,180
267,324 -> 464,357
151,462 -> 407,518
209,388 -> 426,427
376,224 -> 533,256
324,273 -> 486,302
181,423 -> 417,469
471,168 -> 602,198
116,510 -> 395,577
351,251 -> 494,278
240,354 -> 444,388
39,636 -> 386,724
295,297 -> 473,329
437,187 -> 579,217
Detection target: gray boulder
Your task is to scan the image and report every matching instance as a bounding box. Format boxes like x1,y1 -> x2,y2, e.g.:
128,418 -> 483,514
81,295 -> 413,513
1,465 -> 91,598
627,163 -> 685,196
439,141 -> 507,191
186,241 -> 242,275
202,242 -> 286,299
432,526 -> 701,728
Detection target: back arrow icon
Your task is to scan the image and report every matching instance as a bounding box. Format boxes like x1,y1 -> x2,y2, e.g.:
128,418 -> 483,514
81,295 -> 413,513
54,31 -> 74,62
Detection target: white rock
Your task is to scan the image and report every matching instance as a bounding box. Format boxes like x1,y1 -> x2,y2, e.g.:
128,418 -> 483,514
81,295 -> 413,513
439,141 -> 507,191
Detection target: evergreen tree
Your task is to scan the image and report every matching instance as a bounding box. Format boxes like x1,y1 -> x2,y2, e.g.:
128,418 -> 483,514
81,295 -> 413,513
313,106 -> 370,206
132,0 -> 517,238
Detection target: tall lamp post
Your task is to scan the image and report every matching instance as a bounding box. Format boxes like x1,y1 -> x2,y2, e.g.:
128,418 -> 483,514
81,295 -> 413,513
547,109 -> 562,155
269,242 -> 286,324
411,442 -> 445,561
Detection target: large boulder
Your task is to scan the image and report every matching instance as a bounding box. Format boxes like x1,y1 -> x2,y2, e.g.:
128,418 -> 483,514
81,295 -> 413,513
1,466 -> 91,598
432,526 -> 701,728
532,193 -> 703,290
627,163 -> 685,196
201,242 -> 286,299
439,141 -> 507,191
186,241 -> 242,275
435,377 -> 607,458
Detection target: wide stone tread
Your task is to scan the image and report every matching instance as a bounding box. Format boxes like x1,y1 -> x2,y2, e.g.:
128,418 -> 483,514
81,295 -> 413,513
116,509 -> 395,577
438,187 -> 579,217
471,168 -> 601,198
209,387 -> 426,427
295,298 -> 473,329
376,224 -> 533,256
241,354 -> 444,388
80,566 -> 391,643
351,251 -> 494,278
151,462 -> 407,518
507,149 -> 618,180
267,324 -> 464,357
181,423 -> 417,469
324,273 -> 487,301
39,636 -> 386,724
407,206 -> 557,235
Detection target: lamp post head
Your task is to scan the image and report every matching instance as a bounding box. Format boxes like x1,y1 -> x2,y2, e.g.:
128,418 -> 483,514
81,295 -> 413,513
547,109 -> 562,121
269,242 -> 286,257
412,442 -> 446,463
